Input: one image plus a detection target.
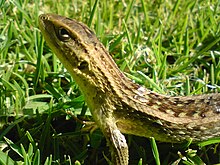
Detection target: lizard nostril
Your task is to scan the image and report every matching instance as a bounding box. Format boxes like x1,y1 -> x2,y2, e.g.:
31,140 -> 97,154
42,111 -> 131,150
39,14 -> 48,20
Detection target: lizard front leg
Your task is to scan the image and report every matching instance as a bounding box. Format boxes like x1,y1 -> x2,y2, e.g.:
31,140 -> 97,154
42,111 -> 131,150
101,119 -> 129,165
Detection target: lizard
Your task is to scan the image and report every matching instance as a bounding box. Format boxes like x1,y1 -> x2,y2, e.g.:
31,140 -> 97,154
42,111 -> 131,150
39,13 -> 220,165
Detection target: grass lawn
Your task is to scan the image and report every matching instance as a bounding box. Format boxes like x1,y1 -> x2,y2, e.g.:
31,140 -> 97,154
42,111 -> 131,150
0,0 -> 220,164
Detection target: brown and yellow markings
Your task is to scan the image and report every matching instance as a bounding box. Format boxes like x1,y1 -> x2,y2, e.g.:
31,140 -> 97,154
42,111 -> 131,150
39,13 -> 220,165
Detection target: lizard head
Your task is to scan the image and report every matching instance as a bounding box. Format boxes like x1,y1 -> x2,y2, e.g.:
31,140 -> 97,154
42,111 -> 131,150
39,13 -> 125,108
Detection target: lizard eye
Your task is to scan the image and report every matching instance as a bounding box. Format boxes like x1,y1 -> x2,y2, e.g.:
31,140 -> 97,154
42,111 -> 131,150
58,27 -> 70,41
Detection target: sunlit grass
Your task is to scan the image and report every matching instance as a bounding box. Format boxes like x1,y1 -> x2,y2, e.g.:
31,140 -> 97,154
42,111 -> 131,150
0,0 -> 220,164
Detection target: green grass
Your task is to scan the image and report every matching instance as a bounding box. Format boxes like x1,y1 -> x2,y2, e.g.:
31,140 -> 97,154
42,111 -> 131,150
0,0 -> 220,164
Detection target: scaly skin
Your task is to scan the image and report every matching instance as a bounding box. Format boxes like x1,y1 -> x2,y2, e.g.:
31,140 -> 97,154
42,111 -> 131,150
39,13 -> 220,165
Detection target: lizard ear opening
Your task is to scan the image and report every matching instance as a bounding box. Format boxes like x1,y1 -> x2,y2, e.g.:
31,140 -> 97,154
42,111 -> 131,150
78,61 -> 88,70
